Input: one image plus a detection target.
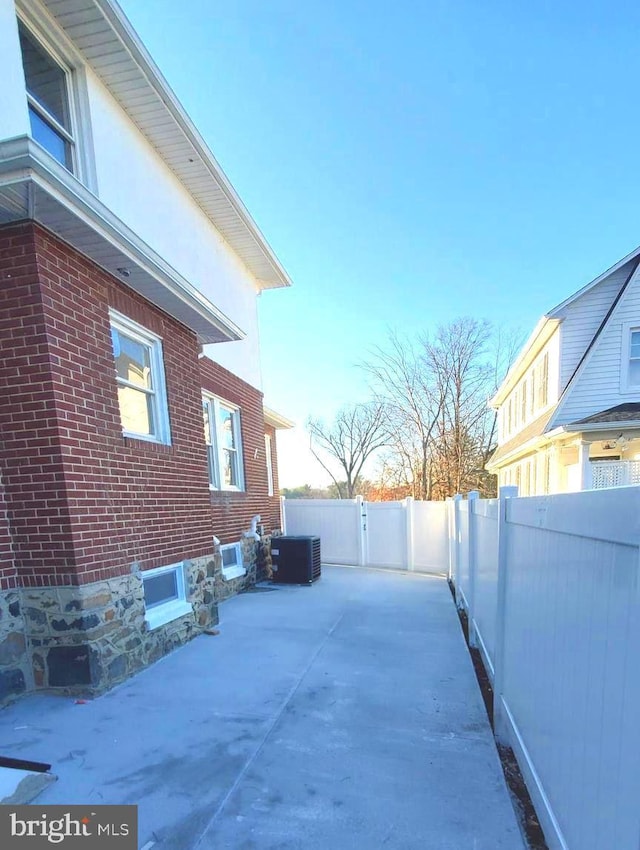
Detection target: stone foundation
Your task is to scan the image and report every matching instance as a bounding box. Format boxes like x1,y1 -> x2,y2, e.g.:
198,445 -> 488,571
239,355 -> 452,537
0,531 -> 276,705
0,590 -> 31,705
2,554 -> 217,702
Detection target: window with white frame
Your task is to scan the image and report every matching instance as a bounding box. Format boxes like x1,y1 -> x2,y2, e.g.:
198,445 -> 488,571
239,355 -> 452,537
625,326 -> 640,389
202,395 -> 245,490
265,433 -> 274,496
18,21 -> 76,172
142,562 -> 191,630
220,542 -> 245,580
109,311 -> 171,444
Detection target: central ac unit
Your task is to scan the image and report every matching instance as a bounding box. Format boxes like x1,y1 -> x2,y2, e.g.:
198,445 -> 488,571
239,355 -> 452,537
271,536 -> 321,584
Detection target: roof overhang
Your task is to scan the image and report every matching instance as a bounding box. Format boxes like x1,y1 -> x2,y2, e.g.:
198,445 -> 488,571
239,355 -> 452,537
548,253 -> 640,317
561,420 -> 640,434
489,317 -> 560,408
0,136 -> 245,343
40,0 -> 292,291
264,406 -> 294,430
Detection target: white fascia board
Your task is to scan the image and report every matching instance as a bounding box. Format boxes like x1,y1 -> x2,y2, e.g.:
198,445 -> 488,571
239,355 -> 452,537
489,317 -> 560,407
91,0 -> 292,291
264,406 -> 295,429
486,436 -> 546,470
486,429 -> 568,471
0,136 -> 245,344
548,247 -> 640,317
548,262 -> 640,428
560,420 -> 640,434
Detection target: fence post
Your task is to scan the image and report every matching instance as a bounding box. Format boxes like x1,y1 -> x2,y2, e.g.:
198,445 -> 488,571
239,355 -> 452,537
467,491 -> 479,647
280,495 -> 287,534
445,498 -> 453,581
493,485 -> 518,744
451,494 -> 463,607
405,496 -> 415,571
356,495 -> 366,567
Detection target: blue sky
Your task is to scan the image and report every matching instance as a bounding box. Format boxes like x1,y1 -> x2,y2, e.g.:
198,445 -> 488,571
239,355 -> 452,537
121,0 -> 640,485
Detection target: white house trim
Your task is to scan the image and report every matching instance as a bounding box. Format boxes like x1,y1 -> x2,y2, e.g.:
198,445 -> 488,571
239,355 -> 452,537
220,542 -> 246,581
264,406 -> 295,430
0,135 -> 245,344
489,318 -> 560,407
548,261 -> 640,428
547,249 -> 640,317
16,0 -> 98,192
37,0 -> 292,291
142,562 -> 191,631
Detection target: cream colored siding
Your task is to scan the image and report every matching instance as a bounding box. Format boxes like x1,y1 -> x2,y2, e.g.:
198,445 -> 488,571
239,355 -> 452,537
499,330 -> 560,442
554,268 -> 640,426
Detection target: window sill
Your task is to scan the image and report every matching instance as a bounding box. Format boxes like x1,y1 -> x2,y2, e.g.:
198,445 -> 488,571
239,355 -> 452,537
221,566 -> 246,581
123,431 -> 172,447
144,599 -> 192,631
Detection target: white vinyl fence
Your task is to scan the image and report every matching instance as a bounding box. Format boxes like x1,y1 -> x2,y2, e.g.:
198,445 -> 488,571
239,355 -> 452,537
282,496 -> 448,574
451,485 -> 640,850
285,487 -> 640,850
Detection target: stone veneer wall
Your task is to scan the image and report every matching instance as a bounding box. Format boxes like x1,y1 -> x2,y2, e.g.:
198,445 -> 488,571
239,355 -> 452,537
20,553 -> 218,695
0,590 -> 31,704
0,533 -> 277,704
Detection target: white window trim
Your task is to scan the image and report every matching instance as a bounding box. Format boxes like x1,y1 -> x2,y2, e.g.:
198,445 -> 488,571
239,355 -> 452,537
202,394 -> 245,491
265,433 -> 274,496
109,310 -> 172,445
16,1 -> 97,192
220,542 -> 245,581
620,321 -> 640,394
142,562 -> 191,631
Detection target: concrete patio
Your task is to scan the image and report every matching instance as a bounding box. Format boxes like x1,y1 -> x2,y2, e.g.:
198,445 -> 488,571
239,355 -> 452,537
0,566 -> 524,850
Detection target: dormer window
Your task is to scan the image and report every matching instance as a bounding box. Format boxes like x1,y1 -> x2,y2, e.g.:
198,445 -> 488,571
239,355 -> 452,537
19,23 -> 75,172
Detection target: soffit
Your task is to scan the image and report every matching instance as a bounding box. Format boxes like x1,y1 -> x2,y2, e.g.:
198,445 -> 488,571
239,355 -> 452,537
41,0 -> 292,291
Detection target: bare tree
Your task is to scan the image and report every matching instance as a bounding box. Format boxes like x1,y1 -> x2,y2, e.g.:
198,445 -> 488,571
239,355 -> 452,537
307,403 -> 389,499
364,320 -> 509,500
429,318 -> 493,496
363,330 -> 449,500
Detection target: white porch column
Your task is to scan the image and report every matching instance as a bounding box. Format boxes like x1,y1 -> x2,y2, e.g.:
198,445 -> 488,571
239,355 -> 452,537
547,444 -> 560,494
578,440 -> 592,491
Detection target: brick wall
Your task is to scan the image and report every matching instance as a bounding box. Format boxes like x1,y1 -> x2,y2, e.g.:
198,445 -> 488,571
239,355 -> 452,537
265,424 -> 283,531
200,358 -> 283,542
0,222 -> 214,587
0,474 -> 16,591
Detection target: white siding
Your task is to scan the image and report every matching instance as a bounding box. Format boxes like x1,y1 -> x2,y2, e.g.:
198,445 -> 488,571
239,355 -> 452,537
556,262 -> 632,390
85,67 -> 263,388
555,266 -> 640,425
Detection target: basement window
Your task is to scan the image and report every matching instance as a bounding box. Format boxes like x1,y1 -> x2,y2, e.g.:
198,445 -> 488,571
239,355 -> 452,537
142,562 -> 191,630
220,542 -> 245,581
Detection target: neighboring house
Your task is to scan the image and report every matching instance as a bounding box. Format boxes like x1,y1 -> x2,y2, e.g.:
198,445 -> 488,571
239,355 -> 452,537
487,246 -> 640,494
0,0 -> 293,705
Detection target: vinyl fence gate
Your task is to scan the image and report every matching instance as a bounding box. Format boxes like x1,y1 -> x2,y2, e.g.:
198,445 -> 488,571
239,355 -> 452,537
281,497 -> 449,575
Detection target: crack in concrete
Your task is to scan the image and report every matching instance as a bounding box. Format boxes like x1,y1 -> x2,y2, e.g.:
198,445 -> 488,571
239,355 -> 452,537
190,609 -> 347,850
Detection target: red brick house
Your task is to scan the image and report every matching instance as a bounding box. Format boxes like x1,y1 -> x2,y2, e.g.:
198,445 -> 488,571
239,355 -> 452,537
0,0 -> 292,703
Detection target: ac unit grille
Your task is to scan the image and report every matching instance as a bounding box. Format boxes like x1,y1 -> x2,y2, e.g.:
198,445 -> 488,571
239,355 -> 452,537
271,535 -> 321,584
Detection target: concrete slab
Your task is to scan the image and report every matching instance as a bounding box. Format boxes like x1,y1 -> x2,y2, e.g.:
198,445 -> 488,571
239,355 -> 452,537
0,766 -> 56,804
0,566 -> 524,849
